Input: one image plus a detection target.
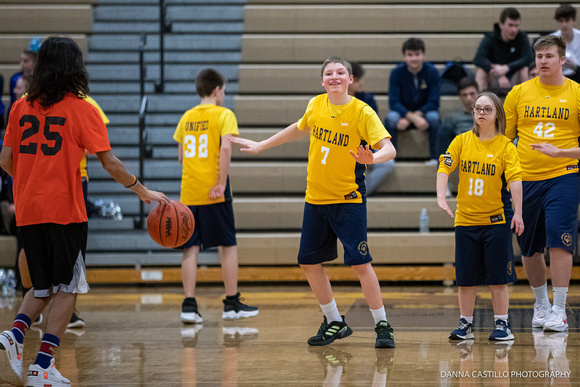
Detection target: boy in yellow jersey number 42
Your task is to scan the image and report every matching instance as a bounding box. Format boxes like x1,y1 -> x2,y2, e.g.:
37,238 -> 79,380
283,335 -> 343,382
231,58 -> 397,348
174,68 -> 258,324
437,92 -> 523,342
504,35 -> 580,332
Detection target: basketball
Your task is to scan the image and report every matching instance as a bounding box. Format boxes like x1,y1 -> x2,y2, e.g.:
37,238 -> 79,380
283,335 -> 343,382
147,200 -> 195,248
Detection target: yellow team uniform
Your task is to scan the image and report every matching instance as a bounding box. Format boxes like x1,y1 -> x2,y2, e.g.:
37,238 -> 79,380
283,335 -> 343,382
173,104 -> 238,205
504,77 -> 580,181
296,94 -> 390,204
438,131 -> 522,226
80,96 -> 110,180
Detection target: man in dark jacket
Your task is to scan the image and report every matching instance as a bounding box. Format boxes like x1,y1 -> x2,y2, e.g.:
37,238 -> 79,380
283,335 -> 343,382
473,7 -> 533,92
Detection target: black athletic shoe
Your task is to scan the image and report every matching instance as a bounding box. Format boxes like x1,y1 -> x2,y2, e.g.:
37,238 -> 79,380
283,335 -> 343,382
181,298 -> 203,324
308,316 -> 353,346
67,310 -> 85,329
223,293 -> 259,320
375,320 -> 395,348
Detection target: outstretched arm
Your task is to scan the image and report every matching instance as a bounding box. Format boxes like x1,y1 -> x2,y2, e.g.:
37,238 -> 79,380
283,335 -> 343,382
230,122 -> 308,154
436,172 -> 454,218
530,143 -> 580,159
97,150 -> 170,205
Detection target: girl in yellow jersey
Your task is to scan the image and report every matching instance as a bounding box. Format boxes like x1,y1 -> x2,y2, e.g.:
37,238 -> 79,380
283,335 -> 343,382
231,58 -> 397,348
437,92 -> 523,341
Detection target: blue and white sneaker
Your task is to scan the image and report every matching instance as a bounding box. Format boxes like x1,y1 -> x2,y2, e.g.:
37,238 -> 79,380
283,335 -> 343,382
449,318 -> 474,340
488,320 -> 514,341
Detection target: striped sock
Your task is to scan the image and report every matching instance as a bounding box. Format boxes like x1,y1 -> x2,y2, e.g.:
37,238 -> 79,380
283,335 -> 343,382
34,333 -> 60,369
11,314 -> 31,344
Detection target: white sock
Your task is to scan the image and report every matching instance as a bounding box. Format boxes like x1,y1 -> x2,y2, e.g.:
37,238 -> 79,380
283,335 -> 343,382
320,299 -> 342,323
552,287 -> 568,313
531,283 -> 550,305
370,306 -> 387,325
460,315 -> 473,324
494,314 -> 508,322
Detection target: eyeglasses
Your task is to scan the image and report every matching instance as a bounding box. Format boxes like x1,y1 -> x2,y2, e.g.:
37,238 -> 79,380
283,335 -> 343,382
473,106 -> 494,115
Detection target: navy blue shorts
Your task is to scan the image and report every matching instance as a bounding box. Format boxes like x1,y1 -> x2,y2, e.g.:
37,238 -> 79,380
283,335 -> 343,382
298,202 -> 372,266
178,201 -> 236,250
455,224 -> 517,286
518,173 -> 580,257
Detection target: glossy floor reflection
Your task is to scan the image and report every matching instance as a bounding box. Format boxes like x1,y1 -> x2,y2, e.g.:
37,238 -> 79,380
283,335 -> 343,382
0,284 -> 579,386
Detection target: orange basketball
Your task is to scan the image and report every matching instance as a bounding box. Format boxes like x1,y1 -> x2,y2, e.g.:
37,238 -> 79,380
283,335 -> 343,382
147,200 -> 195,248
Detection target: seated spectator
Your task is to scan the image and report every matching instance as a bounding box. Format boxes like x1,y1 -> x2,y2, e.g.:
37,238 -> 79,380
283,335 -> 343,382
388,38 -> 441,165
7,37 -> 40,122
474,7 -> 533,93
436,77 -> 478,158
552,4 -> 580,82
349,62 -> 395,195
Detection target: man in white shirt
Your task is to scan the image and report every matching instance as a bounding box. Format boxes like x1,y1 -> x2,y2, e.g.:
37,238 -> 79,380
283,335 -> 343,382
552,4 -> 580,82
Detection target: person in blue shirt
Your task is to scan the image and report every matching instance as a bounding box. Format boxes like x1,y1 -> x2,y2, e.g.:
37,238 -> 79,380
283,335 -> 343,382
387,38 -> 441,164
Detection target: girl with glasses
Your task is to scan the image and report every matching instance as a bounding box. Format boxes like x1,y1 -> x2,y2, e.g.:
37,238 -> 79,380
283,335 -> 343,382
436,92 -> 523,342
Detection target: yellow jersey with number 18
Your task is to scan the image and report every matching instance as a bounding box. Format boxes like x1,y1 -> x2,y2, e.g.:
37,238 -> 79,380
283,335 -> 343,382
504,77 -> 580,181
296,94 -> 390,205
173,104 -> 238,205
438,131 -> 522,227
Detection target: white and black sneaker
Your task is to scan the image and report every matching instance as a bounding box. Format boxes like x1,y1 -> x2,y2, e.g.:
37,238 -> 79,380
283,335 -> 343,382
67,310 -> 85,329
222,293 -> 259,320
181,297 -> 203,324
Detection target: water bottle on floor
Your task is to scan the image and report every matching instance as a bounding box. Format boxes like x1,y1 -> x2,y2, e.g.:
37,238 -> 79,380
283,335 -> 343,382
420,208 -> 429,233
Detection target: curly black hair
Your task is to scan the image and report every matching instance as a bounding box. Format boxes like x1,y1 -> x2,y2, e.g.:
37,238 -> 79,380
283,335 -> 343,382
26,36 -> 89,107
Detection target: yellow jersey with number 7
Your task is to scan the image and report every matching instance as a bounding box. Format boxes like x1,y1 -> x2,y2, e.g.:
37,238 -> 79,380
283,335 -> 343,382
296,94 -> 390,205
173,104 -> 238,205
504,77 -> 580,181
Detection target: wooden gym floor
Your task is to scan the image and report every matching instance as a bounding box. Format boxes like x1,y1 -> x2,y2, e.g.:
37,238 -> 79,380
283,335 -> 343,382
1,283 -> 579,386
